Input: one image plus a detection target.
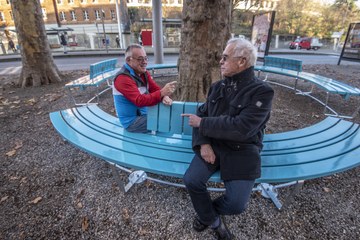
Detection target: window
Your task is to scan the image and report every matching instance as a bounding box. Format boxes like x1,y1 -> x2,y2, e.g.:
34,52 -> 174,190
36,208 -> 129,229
70,10 -> 76,21
80,0 -> 87,3
6,0 -> 10,4
42,8 -> 47,19
57,0 -> 63,4
110,9 -> 116,20
0,12 -> 4,22
9,11 -> 13,20
83,10 -> 89,21
59,11 -> 66,21
68,0 -> 74,4
95,10 -> 101,20
92,0 -> 98,3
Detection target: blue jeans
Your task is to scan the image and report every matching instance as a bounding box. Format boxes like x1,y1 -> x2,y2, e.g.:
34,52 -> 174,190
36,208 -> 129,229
183,155 -> 255,225
126,115 -> 148,133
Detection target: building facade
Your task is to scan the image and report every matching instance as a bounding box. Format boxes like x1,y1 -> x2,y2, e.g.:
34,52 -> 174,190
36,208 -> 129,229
0,0 -> 277,52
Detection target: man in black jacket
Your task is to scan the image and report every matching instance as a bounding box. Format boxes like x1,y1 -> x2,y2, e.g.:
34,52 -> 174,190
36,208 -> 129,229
182,38 -> 274,240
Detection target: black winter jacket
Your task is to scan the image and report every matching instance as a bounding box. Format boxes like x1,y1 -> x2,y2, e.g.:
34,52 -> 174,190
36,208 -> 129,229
192,66 -> 274,181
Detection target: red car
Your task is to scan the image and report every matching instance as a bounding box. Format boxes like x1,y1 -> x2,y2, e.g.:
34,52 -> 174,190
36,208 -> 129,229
289,37 -> 323,50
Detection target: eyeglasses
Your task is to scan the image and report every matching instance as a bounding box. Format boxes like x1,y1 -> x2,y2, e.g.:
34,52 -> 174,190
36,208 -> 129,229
220,55 -> 245,62
131,56 -> 149,62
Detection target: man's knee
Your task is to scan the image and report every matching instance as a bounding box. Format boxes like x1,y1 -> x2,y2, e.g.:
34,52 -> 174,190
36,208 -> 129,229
183,170 -> 203,191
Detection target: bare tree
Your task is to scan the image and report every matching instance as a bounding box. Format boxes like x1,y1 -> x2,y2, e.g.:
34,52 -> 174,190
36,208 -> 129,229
11,0 -> 61,87
178,0 -> 231,102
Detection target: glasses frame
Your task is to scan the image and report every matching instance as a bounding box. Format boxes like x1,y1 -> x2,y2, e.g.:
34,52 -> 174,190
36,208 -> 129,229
131,56 -> 149,63
220,54 -> 246,62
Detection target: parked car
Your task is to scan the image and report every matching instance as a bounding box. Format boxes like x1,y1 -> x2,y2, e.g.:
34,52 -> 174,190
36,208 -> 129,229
289,37 -> 323,50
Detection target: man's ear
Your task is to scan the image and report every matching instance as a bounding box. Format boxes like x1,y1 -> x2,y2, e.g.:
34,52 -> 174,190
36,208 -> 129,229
125,57 -> 131,64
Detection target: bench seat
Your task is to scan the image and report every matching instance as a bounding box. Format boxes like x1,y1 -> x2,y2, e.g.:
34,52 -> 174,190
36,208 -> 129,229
65,68 -> 120,89
64,58 -> 119,105
255,57 -> 360,117
50,104 -> 360,184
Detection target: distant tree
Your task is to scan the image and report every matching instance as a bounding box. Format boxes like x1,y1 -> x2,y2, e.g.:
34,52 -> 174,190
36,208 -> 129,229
178,0 -> 231,102
11,0 -> 61,87
332,0 -> 360,30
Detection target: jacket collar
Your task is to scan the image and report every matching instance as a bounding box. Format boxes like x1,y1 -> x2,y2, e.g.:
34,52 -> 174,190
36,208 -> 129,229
224,66 -> 255,85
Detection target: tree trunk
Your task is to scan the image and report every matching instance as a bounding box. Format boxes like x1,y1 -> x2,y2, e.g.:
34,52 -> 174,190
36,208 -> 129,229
11,0 -> 62,87
178,0 -> 231,102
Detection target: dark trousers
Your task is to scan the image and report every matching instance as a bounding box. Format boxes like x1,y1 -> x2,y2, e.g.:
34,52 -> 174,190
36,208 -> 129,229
183,155 -> 255,225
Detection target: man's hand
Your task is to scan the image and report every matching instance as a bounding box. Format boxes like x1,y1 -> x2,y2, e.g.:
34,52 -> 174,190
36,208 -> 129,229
160,81 -> 177,97
200,144 -> 216,164
162,96 -> 173,105
181,113 -> 201,128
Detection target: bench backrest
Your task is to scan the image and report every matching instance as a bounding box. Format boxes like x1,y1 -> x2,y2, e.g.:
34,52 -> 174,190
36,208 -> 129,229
147,101 -> 201,135
264,56 -> 302,72
90,58 -> 118,79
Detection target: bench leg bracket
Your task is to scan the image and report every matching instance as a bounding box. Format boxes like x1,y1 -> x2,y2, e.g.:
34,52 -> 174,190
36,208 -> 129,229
110,163 -> 148,193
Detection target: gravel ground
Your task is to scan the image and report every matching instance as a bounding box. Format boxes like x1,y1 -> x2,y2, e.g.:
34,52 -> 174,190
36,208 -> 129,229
1,64 -> 360,240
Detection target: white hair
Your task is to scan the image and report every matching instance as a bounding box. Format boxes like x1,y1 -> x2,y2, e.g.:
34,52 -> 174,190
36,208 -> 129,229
125,44 -> 144,59
227,38 -> 258,67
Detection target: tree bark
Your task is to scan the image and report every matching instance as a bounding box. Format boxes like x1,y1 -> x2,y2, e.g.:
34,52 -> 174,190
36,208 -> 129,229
178,0 -> 231,102
11,0 -> 62,87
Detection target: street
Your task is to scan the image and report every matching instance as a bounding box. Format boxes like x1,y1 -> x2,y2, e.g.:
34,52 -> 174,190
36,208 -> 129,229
0,52 -> 357,76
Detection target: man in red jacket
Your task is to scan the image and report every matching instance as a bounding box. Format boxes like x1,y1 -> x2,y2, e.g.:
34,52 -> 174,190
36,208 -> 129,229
113,44 -> 177,133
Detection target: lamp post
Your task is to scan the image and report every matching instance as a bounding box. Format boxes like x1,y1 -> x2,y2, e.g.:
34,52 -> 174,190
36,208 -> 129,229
52,0 -> 61,27
101,9 -> 108,53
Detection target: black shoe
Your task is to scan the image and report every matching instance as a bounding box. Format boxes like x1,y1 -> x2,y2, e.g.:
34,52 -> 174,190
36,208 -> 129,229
213,218 -> 233,240
192,217 -> 209,232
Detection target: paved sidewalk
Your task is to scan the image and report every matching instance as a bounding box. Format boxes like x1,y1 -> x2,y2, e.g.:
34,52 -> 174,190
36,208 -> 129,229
0,47 -> 340,63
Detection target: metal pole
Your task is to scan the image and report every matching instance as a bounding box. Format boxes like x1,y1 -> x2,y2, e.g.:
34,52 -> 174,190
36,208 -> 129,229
152,0 -> 164,64
115,0 -> 124,49
52,0 -> 61,27
101,9 -> 108,53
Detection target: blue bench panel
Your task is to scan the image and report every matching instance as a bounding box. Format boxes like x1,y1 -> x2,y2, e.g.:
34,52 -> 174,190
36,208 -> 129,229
90,58 -> 118,79
263,56 -> 302,72
299,72 -> 360,98
146,63 -> 177,70
255,57 -> 360,99
255,66 -> 301,78
147,101 -> 199,135
50,105 -> 360,184
75,106 -> 192,151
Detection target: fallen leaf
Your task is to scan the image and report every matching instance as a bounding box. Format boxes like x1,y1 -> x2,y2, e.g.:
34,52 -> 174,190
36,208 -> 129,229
82,217 -> 89,231
1,196 -> 9,203
122,208 -> 131,223
1,99 -> 10,105
12,100 -> 21,104
47,94 -> 62,102
76,202 -> 83,209
15,141 -> 23,150
30,196 -> 42,204
5,149 -> 16,157
26,98 -> 37,105
10,176 -> 20,180
323,187 -> 331,193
